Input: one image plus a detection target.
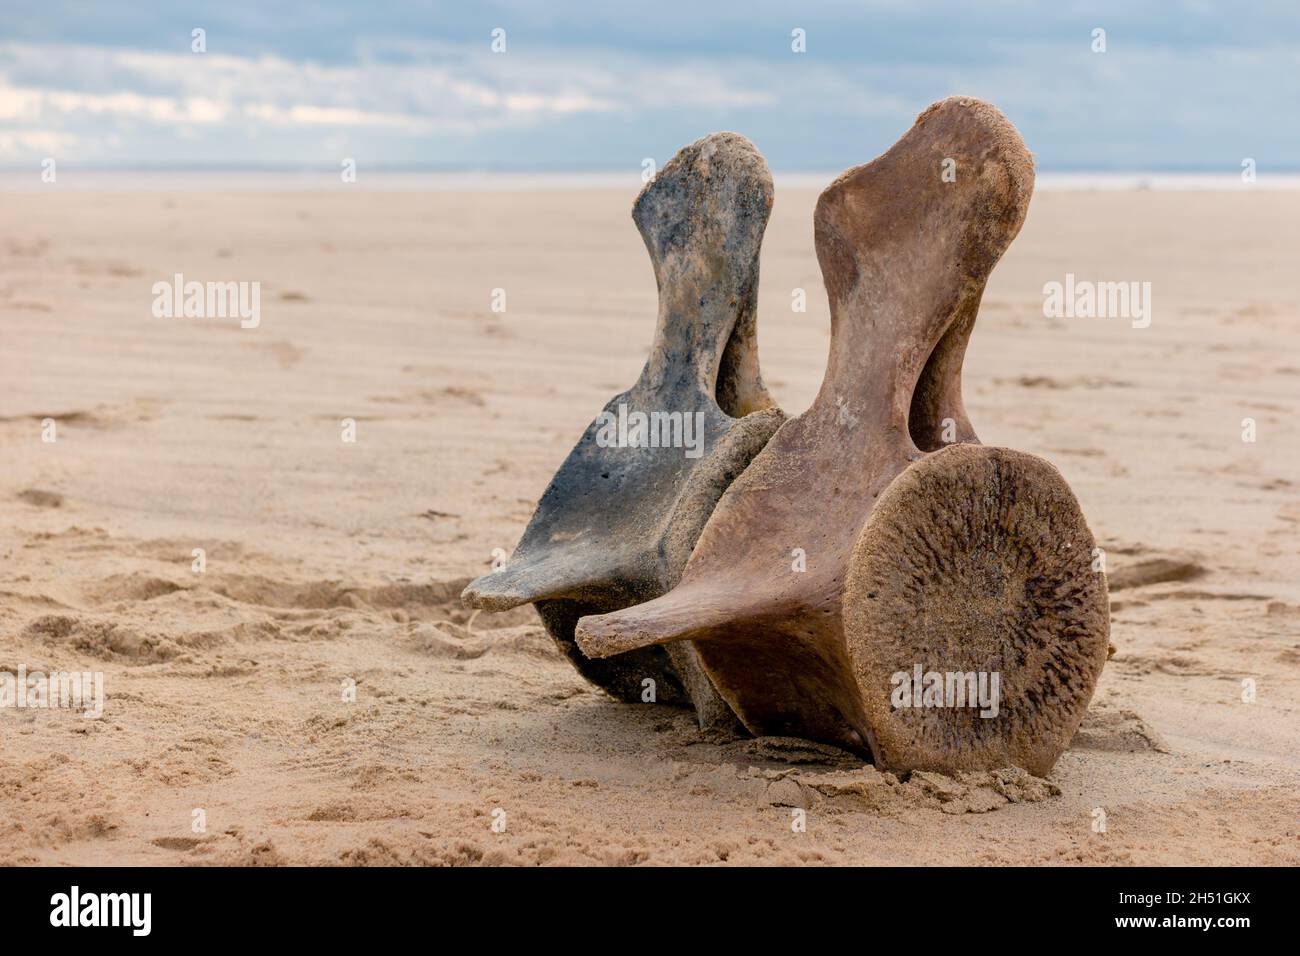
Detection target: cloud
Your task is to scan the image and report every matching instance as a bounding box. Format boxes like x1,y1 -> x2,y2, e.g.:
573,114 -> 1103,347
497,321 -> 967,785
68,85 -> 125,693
0,8 -> 1297,172
0,40 -> 781,161
0,129 -> 75,155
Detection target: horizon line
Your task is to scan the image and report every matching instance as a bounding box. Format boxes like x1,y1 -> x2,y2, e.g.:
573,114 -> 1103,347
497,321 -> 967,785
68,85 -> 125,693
0,163 -> 1292,174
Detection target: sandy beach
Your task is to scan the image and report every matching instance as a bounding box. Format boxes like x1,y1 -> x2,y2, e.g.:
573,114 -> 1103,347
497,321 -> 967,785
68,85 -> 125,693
1,185 -> 1297,865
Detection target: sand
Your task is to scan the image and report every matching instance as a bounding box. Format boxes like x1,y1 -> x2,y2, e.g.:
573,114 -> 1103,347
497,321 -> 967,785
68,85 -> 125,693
1,186 -> 1297,865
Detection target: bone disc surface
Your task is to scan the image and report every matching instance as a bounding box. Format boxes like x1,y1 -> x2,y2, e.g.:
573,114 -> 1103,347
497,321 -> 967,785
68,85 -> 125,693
843,443 -> 1109,776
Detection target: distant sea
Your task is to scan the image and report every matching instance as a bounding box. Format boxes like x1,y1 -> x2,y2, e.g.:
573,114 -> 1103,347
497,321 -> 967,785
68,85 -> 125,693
1,170 -> 1296,192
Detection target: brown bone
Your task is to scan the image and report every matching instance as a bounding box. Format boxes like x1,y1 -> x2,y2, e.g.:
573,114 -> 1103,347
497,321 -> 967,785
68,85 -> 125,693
462,132 -> 785,726
576,97 -> 1110,775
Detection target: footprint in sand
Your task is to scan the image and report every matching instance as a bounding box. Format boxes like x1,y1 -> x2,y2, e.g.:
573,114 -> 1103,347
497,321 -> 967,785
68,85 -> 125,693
1071,706 -> 1168,753
16,488 -> 63,508
244,338 -> 305,368
1106,556 -> 1206,591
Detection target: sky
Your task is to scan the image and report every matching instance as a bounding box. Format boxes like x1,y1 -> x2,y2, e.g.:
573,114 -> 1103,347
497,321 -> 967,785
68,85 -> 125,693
1,1 -> 1297,171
